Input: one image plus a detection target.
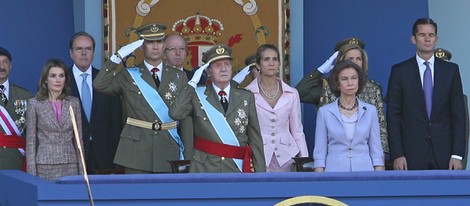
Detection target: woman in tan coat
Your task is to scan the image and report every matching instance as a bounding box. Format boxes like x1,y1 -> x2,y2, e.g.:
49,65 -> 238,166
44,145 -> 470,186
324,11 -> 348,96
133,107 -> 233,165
26,59 -> 83,181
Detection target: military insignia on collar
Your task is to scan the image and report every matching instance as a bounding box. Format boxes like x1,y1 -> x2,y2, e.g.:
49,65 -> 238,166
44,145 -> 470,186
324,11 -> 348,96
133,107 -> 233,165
244,100 -> 248,107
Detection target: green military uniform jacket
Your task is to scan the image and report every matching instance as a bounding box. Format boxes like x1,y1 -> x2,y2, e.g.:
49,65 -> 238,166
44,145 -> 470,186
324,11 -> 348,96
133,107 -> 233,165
93,60 -> 189,172
0,83 -> 33,170
170,81 -> 266,173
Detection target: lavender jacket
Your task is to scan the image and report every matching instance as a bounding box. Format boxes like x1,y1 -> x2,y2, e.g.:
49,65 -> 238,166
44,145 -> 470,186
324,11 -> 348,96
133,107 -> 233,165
245,79 -> 308,167
313,98 -> 383,172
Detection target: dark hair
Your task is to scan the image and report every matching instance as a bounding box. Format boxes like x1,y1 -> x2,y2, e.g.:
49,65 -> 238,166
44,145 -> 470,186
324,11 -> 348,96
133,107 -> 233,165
256,44 -> 280,64
69,31 -> 96,50
412,18 -> 437,36
328,60 -> 367,97
36,59 -> 70,101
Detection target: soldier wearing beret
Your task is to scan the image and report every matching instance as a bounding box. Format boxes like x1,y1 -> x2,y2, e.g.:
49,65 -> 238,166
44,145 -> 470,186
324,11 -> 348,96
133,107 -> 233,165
0,47 -> 33,170
94,23 -> 190,173
169,44 -> 266,173
296,37 -> 389,157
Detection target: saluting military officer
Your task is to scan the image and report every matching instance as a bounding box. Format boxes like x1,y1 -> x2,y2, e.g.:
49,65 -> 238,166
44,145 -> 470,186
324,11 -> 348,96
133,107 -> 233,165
93,23 -> 190,174
170,44 -> 266,173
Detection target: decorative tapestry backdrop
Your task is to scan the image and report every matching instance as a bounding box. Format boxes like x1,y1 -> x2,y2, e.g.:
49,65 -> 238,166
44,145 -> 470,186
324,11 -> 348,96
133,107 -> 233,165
103,0 -> 290,82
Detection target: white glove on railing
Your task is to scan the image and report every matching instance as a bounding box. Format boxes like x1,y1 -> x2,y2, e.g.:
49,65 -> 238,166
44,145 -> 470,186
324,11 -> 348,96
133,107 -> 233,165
110,39 -> 144,64
232,65 -> 251,84
317,51 -> 339,74
188,62 -> 210,88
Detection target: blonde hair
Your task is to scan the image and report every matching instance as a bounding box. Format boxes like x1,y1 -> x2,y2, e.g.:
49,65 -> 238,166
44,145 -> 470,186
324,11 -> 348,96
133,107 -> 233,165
336,44 -> 369,76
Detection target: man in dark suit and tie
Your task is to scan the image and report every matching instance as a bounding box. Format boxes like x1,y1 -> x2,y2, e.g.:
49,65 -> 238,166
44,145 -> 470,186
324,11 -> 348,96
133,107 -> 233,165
387,18 -> 466,170
68,32 -> 123,174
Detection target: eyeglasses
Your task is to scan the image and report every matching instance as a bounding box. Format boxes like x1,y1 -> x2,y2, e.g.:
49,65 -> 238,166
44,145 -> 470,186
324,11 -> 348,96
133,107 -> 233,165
165,47 -> 187,53
73,47 -> 93,53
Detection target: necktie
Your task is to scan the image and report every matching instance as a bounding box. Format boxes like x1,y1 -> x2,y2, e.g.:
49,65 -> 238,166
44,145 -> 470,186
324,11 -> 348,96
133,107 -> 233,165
80,73 -> 92,121
0,85 -> 7,105
151,68 -> 160,88
218,90 -> 228,113
423,61 -> 433,118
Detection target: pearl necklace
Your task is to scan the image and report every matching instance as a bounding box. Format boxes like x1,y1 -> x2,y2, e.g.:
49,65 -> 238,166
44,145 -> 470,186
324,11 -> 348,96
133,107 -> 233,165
259,81 -> 280,100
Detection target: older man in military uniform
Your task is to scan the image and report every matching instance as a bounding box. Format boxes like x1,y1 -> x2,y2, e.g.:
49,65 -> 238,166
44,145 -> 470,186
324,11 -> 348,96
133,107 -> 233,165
93,23 -> 190,173
170,44 -> 266,173
0,47 -> 33,170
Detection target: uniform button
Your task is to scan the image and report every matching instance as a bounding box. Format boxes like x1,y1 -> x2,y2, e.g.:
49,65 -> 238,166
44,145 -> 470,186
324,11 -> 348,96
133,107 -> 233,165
271,140 -> 275,144
154,132 -> 158,135
349,147 -> 352,150
203,117 -> 207,120
272,126 -> 275,129
274,148 -> 278,151
349,155 -> 352,158
221,157 -> 225,160
138,92 -> 141,95
271,132 -> 275,136
276,155 -> 280,158
2,146 -> 6,149
271,119 -> 276,122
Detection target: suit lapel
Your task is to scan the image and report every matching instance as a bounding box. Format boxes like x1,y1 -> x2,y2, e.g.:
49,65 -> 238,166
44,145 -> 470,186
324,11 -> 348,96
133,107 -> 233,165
407,59 -> 428,118
204,85 -> 225,114
41,100 -> 61,129
431,59 -> 448,119
226,87 -> 240,116
5,85 -> 17,111
326,100 -> 350,142
137,63 -> 158,91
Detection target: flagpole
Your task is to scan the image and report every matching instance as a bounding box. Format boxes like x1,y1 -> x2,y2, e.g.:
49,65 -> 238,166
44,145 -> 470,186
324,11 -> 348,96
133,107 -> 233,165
69,106 -> 95,206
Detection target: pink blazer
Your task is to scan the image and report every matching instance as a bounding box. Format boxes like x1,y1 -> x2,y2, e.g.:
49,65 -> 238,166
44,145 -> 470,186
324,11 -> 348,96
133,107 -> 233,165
246,79 -> 308,167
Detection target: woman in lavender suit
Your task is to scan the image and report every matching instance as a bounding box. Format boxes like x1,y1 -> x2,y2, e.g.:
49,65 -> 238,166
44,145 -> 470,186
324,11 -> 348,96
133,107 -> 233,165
313,60 -> 383,172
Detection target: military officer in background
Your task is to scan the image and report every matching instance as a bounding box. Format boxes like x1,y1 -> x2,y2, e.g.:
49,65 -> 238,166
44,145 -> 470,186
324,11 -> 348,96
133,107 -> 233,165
93,23 -> 190,173
0,47 -> 33,170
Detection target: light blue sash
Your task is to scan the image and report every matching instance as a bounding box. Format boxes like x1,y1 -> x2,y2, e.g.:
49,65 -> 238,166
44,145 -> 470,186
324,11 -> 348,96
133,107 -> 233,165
195,86 -> 242,171
127,68 -> 184,160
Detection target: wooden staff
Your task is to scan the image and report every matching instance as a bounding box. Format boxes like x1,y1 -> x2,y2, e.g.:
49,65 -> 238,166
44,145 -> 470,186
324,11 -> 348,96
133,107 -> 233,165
69,106 -> 95,206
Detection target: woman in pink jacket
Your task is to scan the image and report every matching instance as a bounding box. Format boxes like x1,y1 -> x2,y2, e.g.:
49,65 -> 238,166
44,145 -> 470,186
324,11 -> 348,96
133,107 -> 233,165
245,44 -> 308,172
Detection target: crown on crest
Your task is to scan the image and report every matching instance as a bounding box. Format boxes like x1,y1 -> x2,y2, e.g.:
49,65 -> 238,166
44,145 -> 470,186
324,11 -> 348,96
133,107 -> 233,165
172,11 -> 224,45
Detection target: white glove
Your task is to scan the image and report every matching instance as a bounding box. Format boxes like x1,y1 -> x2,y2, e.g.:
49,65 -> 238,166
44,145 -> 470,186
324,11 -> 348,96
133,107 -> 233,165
317,51 -> 339,74
188,62 -> 210,88
232,65 -> 251,84
110,39 -> 144,64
